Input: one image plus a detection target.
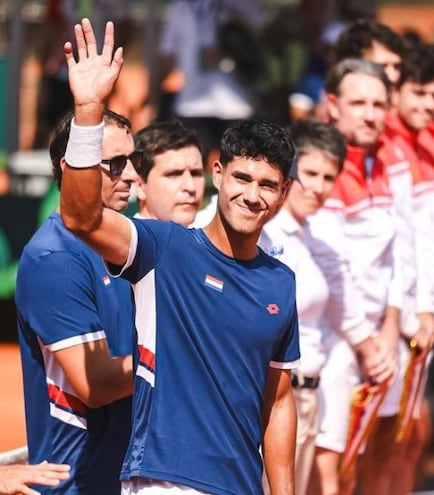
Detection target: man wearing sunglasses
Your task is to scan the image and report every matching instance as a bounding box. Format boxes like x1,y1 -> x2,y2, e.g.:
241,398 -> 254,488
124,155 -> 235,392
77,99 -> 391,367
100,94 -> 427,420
15,109 -> 139,494
134,120 -> 205,228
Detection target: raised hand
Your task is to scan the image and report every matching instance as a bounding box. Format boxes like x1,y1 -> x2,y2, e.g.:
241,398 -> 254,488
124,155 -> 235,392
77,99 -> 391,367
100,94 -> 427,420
64,18 -> 123,123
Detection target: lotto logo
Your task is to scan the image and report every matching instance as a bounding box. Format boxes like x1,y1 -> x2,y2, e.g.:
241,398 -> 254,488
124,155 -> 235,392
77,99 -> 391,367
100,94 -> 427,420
266,303 -> 280,315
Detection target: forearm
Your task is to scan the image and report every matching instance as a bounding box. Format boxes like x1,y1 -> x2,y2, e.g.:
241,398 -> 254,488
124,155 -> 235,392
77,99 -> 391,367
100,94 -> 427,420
87,355 -> 134,408
61,164 -> 104,235
56,342 -> 134,409
62,103 -> 105,231
262,394 -> 297,495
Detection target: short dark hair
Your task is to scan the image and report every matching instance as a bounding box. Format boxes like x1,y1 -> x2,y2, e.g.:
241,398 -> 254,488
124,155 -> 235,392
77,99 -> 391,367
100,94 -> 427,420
325,58 -> 391,96
333,19 -> 404,64
49,109 -> 132,189
219,119 -> 296,179
397,43 -> 434,88
289,119 -> 347,173
134,119 -> 202,181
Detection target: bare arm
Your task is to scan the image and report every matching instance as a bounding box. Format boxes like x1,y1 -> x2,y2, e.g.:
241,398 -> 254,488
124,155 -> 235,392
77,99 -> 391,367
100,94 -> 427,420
55,340 -> 133,408
60,18 -> 131,266
0,462 -> 70,495
262,368 -> 296,495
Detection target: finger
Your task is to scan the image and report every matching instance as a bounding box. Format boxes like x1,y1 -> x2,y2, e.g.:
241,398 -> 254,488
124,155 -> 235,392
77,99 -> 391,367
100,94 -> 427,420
17,486 -> 40,495
101,21 -> 115,63
111,46 -> 124,73
81,18 -> 98,57
39,463 -> 71,472
34,475 -> 64,484
74,23 -> 88,61
64,41 -> 76,67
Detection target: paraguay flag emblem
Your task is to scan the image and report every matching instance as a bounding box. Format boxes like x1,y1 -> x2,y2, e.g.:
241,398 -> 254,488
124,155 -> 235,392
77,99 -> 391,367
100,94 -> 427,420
102,275 -> 111,287
204,274 -> 224,293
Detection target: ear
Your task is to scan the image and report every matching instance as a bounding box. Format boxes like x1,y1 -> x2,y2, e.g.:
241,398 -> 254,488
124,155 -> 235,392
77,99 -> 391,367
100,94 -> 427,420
211,160 -> 224,191
135,177 -> 147,201
326,93 -> 340,121
60,156 -> 67,173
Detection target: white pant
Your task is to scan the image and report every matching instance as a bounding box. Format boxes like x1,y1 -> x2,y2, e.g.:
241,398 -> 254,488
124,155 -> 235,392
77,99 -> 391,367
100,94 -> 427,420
122,479 -> 211,495
316,334 -> 360,453
294,387 -> 318,495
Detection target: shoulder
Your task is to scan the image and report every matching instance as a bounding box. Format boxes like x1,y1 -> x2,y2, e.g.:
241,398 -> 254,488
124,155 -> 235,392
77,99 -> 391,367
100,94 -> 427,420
257,247 -> 296,281
131,218 -> 189,246
18,215 -> 101,282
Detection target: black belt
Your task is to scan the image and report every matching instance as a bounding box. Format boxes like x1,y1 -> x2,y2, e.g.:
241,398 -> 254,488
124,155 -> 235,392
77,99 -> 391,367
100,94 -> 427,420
291,373 -> 320,389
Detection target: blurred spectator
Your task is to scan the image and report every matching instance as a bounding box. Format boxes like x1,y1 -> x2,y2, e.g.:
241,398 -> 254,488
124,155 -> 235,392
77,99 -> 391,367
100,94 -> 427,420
157,0 -> 265,168
19,0 -> 136,149
261,4 -> 309,124
333,18 -> 405,89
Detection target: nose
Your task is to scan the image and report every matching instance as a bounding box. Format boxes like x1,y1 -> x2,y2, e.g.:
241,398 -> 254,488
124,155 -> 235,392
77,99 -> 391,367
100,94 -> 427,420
121,160 -> 140,182
182,171 -> 196,193
244,182 -> 260,203
312,177 -> 326,195
363,104 -> 375,121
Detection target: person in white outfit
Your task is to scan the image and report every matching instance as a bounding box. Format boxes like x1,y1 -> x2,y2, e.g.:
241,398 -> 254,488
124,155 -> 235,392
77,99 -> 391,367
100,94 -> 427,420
307,58 -> 403,495
260,119 -> 391,495
157,0 -> 265,165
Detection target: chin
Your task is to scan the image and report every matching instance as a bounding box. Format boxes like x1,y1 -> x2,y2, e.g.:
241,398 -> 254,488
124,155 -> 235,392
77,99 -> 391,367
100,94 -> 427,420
115,201 -> 129,213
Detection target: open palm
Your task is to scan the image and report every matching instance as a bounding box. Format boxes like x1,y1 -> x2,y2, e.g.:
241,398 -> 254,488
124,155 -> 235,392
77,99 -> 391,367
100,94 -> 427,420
64,18 -> 123,108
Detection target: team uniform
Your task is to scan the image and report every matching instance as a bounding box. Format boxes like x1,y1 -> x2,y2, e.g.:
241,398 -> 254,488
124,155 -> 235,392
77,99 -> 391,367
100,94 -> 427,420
383,113 -> 434,421
15,212 -> 134,494
384,113 -> 434,322
112,220 -> 300,495
259,208 -> 328,495
311,141 -> 405,453
419,123 -> 434,298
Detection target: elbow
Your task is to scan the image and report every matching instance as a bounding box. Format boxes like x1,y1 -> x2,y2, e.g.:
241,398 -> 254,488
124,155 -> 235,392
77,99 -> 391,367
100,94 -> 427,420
61,206 -> 103,236
85,394 -> 113,409
84,386 -> 132,409
84,373 -> 134,409
84,396 -> 107,409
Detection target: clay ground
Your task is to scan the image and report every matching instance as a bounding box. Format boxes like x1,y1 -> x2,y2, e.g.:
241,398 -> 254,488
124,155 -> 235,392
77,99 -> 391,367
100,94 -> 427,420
0,343 -> 26,453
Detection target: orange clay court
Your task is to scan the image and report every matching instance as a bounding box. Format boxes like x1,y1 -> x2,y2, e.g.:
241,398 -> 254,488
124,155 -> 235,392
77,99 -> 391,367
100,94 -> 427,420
0,343 -> 26,452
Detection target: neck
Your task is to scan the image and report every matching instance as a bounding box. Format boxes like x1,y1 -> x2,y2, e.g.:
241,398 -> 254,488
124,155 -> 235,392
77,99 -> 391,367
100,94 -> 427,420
204,213 -> 259,261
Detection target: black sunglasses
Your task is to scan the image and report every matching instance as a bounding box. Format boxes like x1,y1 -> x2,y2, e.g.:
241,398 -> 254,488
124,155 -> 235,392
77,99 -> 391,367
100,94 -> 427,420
101,150 -> 144,176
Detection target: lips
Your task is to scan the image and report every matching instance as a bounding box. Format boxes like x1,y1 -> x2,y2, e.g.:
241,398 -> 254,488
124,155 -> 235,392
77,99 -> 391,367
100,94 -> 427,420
178,202 -> 198,209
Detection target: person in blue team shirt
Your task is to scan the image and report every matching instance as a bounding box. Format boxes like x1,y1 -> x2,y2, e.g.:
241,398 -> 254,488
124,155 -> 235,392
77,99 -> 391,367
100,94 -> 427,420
15,108 -> 140,494
60,18 -> 300,495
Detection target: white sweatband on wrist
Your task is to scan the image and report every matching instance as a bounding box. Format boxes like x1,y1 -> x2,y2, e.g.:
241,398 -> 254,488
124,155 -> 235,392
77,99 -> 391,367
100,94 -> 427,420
64,118 -> 104,168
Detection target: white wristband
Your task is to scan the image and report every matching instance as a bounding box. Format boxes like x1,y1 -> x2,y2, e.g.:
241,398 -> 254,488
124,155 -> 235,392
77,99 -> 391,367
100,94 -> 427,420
64,118 -> 104,168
